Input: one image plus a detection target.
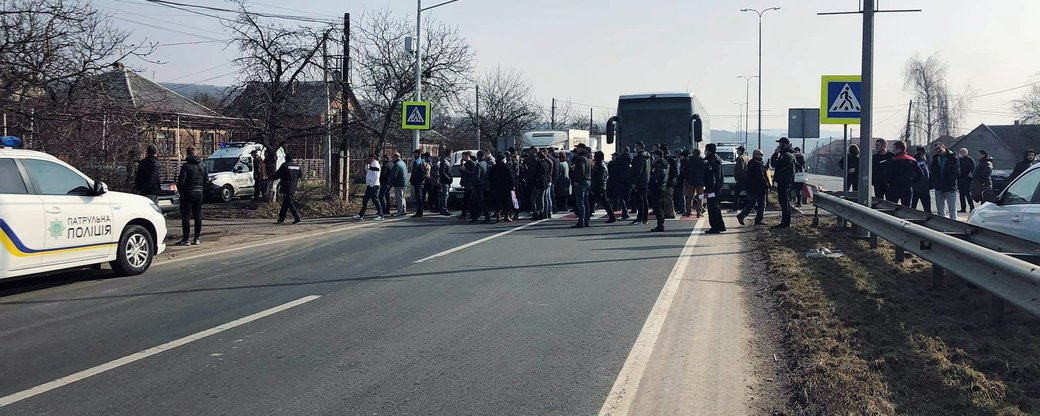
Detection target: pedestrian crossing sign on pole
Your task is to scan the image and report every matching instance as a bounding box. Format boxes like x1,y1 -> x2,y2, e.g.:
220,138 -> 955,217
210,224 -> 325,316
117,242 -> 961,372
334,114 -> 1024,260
820,75 -> 862,125
401,101 -> 431,130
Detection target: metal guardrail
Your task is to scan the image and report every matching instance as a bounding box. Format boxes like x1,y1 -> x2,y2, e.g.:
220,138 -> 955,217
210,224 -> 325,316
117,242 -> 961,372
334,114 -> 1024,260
813,191 -> 1040,320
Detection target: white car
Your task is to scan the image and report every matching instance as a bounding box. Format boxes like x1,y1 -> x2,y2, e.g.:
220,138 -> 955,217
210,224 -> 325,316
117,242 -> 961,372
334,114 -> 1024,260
204,142 -> 284,202
0,146 -> 167,279
968,162 -> 1040,244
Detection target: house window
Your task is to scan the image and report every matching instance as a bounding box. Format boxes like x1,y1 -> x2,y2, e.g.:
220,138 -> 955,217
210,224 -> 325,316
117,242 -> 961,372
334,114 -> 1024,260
201,132 -> 215,156
157,130 -> 176,155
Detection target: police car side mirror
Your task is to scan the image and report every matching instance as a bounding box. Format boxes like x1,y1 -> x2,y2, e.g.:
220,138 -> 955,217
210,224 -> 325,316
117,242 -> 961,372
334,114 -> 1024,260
92,181 -> 108,196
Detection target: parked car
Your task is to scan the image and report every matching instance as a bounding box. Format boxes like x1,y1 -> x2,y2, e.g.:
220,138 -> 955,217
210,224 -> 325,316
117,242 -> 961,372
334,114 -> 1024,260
204,142 -> 284,202
990,169 -> 1013,192
718,161 -> 738,206
157,180 -> 179,214
968,163 -> 1040,244
1,143 -> 168,279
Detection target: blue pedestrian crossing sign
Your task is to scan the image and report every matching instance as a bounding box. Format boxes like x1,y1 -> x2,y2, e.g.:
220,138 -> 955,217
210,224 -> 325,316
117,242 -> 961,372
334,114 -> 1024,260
401,101 -> 431,130
820,75 -> 862,125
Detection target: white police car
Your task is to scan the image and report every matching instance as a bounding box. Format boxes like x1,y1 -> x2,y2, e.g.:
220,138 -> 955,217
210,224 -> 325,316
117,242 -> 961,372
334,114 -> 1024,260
0,137 -> 167,279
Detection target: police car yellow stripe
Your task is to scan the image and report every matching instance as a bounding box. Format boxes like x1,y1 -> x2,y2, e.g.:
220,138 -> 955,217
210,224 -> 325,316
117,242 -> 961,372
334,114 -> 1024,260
0,219 -> 115,258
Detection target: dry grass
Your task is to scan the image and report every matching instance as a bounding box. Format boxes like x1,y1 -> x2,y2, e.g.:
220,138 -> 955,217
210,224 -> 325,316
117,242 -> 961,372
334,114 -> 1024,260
747,216 -> 1040,415
203,182 -> 360,219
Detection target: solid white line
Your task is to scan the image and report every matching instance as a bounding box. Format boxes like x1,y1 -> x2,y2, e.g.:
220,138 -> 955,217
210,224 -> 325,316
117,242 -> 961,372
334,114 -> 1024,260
598,218 -> 707,416
413,219 -> 549,263
157,217 -> 407,266
0,295 -> 321,408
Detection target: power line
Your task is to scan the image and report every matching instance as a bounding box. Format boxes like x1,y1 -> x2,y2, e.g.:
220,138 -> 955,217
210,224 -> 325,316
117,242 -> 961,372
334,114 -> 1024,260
154,40 -> 228,48
162,62 -> 234,83
111,16 -> 227,42
140,0 -> 337,24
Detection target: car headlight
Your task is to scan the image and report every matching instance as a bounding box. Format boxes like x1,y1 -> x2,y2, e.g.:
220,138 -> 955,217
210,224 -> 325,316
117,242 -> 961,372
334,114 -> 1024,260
150,202 -> 162,214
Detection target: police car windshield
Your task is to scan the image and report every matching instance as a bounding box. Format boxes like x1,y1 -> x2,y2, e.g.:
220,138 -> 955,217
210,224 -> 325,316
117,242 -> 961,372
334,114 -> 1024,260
204,158 -> 238,173
716,151 -> 736,162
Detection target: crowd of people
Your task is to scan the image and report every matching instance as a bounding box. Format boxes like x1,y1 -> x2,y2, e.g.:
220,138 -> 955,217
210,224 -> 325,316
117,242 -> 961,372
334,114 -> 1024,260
839,139 -> 1038,221
351,137 -> 808,233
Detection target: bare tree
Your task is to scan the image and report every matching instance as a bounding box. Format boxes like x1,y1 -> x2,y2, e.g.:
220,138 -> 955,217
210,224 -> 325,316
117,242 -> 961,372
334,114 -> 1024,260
352,9 -> 475,153
223,4 -> 330,150
1,0 -> 153,143
1013,82 -> 1040,124
459,66 -> 541,141
902,54 -> 967,145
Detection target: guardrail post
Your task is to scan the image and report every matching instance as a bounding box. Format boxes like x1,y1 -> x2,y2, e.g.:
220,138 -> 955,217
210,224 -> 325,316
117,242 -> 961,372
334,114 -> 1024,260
869,232 -> 879,249
931,265 -> 944,289
894,246 -> 905,262
989,295 -> 1005,327
812,206 -> 820,227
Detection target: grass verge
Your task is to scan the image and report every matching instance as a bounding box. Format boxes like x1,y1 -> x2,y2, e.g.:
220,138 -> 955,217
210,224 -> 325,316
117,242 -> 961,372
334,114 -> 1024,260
745,215 -> 1040,415
202,182 -> 360,219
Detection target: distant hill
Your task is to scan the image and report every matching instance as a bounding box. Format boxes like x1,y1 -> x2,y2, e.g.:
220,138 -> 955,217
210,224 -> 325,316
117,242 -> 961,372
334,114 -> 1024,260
160,83 -> 233,102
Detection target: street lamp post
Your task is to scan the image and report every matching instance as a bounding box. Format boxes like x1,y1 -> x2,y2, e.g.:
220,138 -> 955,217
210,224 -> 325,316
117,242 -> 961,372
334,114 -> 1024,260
736,75 -> 758,146
413,0 -> 461,151
740,6 -> 780,151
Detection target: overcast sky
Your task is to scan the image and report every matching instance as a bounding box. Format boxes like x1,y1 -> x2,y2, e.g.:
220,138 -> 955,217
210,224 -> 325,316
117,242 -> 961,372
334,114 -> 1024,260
106,0 -> 1040,141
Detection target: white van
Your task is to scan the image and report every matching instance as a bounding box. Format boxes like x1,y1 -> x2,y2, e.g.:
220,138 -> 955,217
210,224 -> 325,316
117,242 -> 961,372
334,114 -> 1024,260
204,142 -> 285,202
1,145 -> 168,279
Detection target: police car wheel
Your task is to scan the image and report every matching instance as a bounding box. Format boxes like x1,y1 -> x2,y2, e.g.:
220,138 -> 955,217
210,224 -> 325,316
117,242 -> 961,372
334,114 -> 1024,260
110,225 -> 154,276
219,185 -> 234,202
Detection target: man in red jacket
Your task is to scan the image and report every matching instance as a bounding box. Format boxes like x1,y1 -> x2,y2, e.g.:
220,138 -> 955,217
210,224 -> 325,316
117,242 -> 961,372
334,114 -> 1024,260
884,141 -> 921,207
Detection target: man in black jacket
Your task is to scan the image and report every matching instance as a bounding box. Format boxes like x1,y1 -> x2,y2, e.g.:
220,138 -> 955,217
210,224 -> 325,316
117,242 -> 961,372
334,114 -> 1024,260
911,147 -> 932,213
872,139 -> 894,200
591,151 -> 616,224
614,148 -> 633,219
469,150 -> 491,223
457,152 -> 474,219
629,142 -> 651,225
885,141 -> 921,207
660,144 -> 678,219
736,149 -> 768,226
410,149 -> 430,218
272,154 -> 302,224
647,150 -> 669,232
703,143 -> 726,234
438,155 -> 453,215
929,142 -> 961,220
1009,149 -> 1036,182
570,148 -> 592,228
682,149 -> 706,217
770,137 -> 796,229
135,144 -> 161,204
956,148 -> 975,212
175,146 -> 207,245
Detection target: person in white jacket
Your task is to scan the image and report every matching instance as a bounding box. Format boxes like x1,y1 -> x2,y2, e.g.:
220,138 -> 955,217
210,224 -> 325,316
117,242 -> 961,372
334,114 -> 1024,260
353,153 -> 385,220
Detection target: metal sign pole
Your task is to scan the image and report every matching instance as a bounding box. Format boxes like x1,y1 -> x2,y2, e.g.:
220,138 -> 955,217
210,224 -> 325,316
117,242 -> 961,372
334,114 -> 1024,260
857,0 -> 874,207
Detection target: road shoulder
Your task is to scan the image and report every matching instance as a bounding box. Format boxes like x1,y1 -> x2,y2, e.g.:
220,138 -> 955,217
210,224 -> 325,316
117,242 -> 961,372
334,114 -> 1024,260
604,217 -> 758,415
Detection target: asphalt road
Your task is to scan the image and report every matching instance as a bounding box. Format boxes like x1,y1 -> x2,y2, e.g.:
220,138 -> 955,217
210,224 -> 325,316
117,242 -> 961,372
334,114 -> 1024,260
0,211 -> 755,415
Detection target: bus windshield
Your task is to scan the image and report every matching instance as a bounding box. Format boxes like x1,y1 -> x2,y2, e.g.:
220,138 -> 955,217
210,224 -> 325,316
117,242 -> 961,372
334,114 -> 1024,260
617,97 -> 692,149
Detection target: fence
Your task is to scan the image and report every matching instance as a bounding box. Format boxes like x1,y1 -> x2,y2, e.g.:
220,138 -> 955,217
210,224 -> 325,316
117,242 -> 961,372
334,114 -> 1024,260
812,191 -> 1040,325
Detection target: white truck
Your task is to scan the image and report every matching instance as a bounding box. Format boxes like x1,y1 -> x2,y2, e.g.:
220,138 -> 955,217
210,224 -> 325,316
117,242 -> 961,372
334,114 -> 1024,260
520,129 -> 590,152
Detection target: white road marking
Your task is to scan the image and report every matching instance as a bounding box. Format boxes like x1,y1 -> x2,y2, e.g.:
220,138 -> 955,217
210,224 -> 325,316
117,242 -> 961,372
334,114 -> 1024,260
157,217 -> 407,266
0,295 -> 321,408
413,219 -> 549,263
598,218 -> 707,416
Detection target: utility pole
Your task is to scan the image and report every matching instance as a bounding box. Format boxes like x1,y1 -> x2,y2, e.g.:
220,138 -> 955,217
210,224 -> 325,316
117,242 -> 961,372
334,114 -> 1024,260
589,108 -> 593,132
412,1 -> 423,151
550,98 -> 556,129
342,12 -> 351,199
322,31 -> 332,192
903,99 -> 913,145
818,3 -> 919,207
475,85 -> 480,150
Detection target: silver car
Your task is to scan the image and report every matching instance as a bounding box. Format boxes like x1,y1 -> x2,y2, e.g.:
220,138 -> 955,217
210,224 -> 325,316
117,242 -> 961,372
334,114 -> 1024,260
968,163 -> 1040,244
